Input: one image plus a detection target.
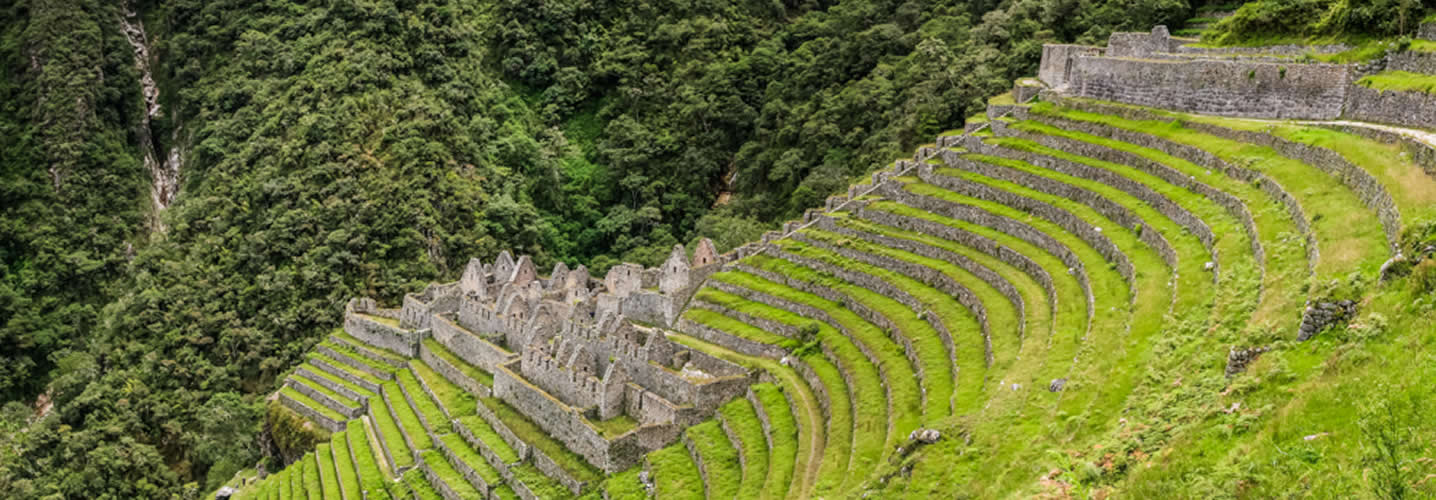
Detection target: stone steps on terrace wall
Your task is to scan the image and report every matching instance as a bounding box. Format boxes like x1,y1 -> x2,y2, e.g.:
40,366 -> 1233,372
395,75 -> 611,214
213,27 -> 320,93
818,215 -> 1028,346
1011,105 -> 1320,276
854,205 -> 1068,332
979,127 -> 1220,273
944,148 -> 1180,278
1058,98 -> 1402,254
287,377 -> 365,420
993,115 -> 1267,277
784,230 -> 976,379
734,254 -> 932,414
914,165 -> 1139,296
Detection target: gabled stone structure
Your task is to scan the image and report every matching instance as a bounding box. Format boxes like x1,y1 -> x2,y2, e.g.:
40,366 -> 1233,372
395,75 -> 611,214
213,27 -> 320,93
339,238 -> 747,474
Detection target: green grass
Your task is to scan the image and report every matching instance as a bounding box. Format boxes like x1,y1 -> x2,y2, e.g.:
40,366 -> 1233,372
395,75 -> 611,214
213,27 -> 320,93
773,235 -> 963,417
512,464 -> 570,498
411,359 -> 475,417
382,381 -> 433,450
330,431 -> 363,500
1410,39 -> 1436,52
454,415 -> 519,463
681,306 -> 800,350
367,388 -> 414,469
307,352 -> 387,387
648,445 -> 704,500
1031,101 -> 1389,277
333,328 -> 409,363
589,414 -> 639,439
315,443 -> 341,499
422,339 -> 495,387
719,396 -> 770,500
438,433 -> 503,485
321,341 -> 401,375
600,467 -> 647,500
489,485 -> 520,500
708,268 -> 892,494
687,420 -> 742,499
288,376 -> 360,410
359,313 -> 402,328
302,452 -> 322,500
279,386 -> 347,423
480,397 -> 603,483
751,383 -> 801,500
297,366 -> 374,402
988,91 -> 1016,106
397,368 -> 451,432
400,468 -> 443,500
346,420 -> 389,493
420,450 -> 483,499
274,467 -> 290,500
665,333 -> 825,500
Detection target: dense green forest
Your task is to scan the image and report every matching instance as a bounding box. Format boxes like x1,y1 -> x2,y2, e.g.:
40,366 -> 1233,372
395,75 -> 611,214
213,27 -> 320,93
0,0 -> 1263,496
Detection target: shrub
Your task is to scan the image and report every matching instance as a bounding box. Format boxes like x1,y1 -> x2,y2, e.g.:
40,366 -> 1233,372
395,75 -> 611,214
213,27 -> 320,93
1412,259 -> 1436,295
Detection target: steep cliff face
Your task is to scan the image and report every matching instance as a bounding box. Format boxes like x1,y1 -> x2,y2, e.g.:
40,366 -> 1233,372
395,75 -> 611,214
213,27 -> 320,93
119,3 -> 181,230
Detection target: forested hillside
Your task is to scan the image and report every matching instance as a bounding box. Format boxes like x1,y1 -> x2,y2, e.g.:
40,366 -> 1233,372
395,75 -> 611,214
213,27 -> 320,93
0,0 -> 1207,497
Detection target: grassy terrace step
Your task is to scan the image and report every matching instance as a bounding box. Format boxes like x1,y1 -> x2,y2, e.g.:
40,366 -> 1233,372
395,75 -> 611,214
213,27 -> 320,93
302,453 -> 322,500
438,432 -> 504,486
331,431 -> 363,500
347,420 -> 390,495
279,386 -> 347,423
1005,115 -> 1307,327
399,467 -> 443,500
398,368 -> 450,433
411,359 -> 477,418
1029,102 -> 1389,276
287,375 -> 361,414
834,212 -> 1061,370
368,384 -> 414,470
600,468 -> 647,500
681,307 -> 800,350
422,339 -> 495,387
708,268 -> 891,493
667,332 -> 825,499
797,224 -> 1008,412
767,237 -> 957,419
315,443 -> 341,499
383,380 -> 434,451
687,420 -> 742,499
925,163 -> 1185,421
512,463 -> 571,499
332,328 -> 409,365
648,445 -> 704,500
718,395 -> 769,499
420,450 -> 483,500
479,397 -> 603,484
320,340 -> 402,376
297,364 -> 377,401
454,415 -> 520,464
308,350 -> 388,388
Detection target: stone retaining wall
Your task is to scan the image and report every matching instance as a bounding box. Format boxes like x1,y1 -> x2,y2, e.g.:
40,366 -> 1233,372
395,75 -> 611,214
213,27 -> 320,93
329,334 -> 407,368
916,165 -> 1139,291
1344,83 -> 1436,137
1389,50 -> 1436,74
1066,56 -> 1351,119
676,317 -> 790,360
856,207 -> 1067,328
453,418 -> 518,478
1059,99 -> 1401,252
308,356 -> 384,393
398,376 -> 439,433
419,455 -> 465,500
1320,124 -> 1436,181
278,391 -> 346,433
949,142 -> 1181,271
434,436 -> 494,496
996,114 -> 1267,271
687,301 -> 800,338
1421,23 -> 1436,41
293,368 -> 368,406
987,121 -> 1219,259
316,344 -> 396,381
474,400 -> 531,462
380,384 -> 422,461
1039,44 -> 1103,88
287,379 -> 363,419
430,315 -> 518,375
681,434 -> 711,499
345,311 -> 420,358
820,218 -> 1028,341
368,402 -> 404,475
1023,102 -> 1319,273
420,341 -> 491,399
